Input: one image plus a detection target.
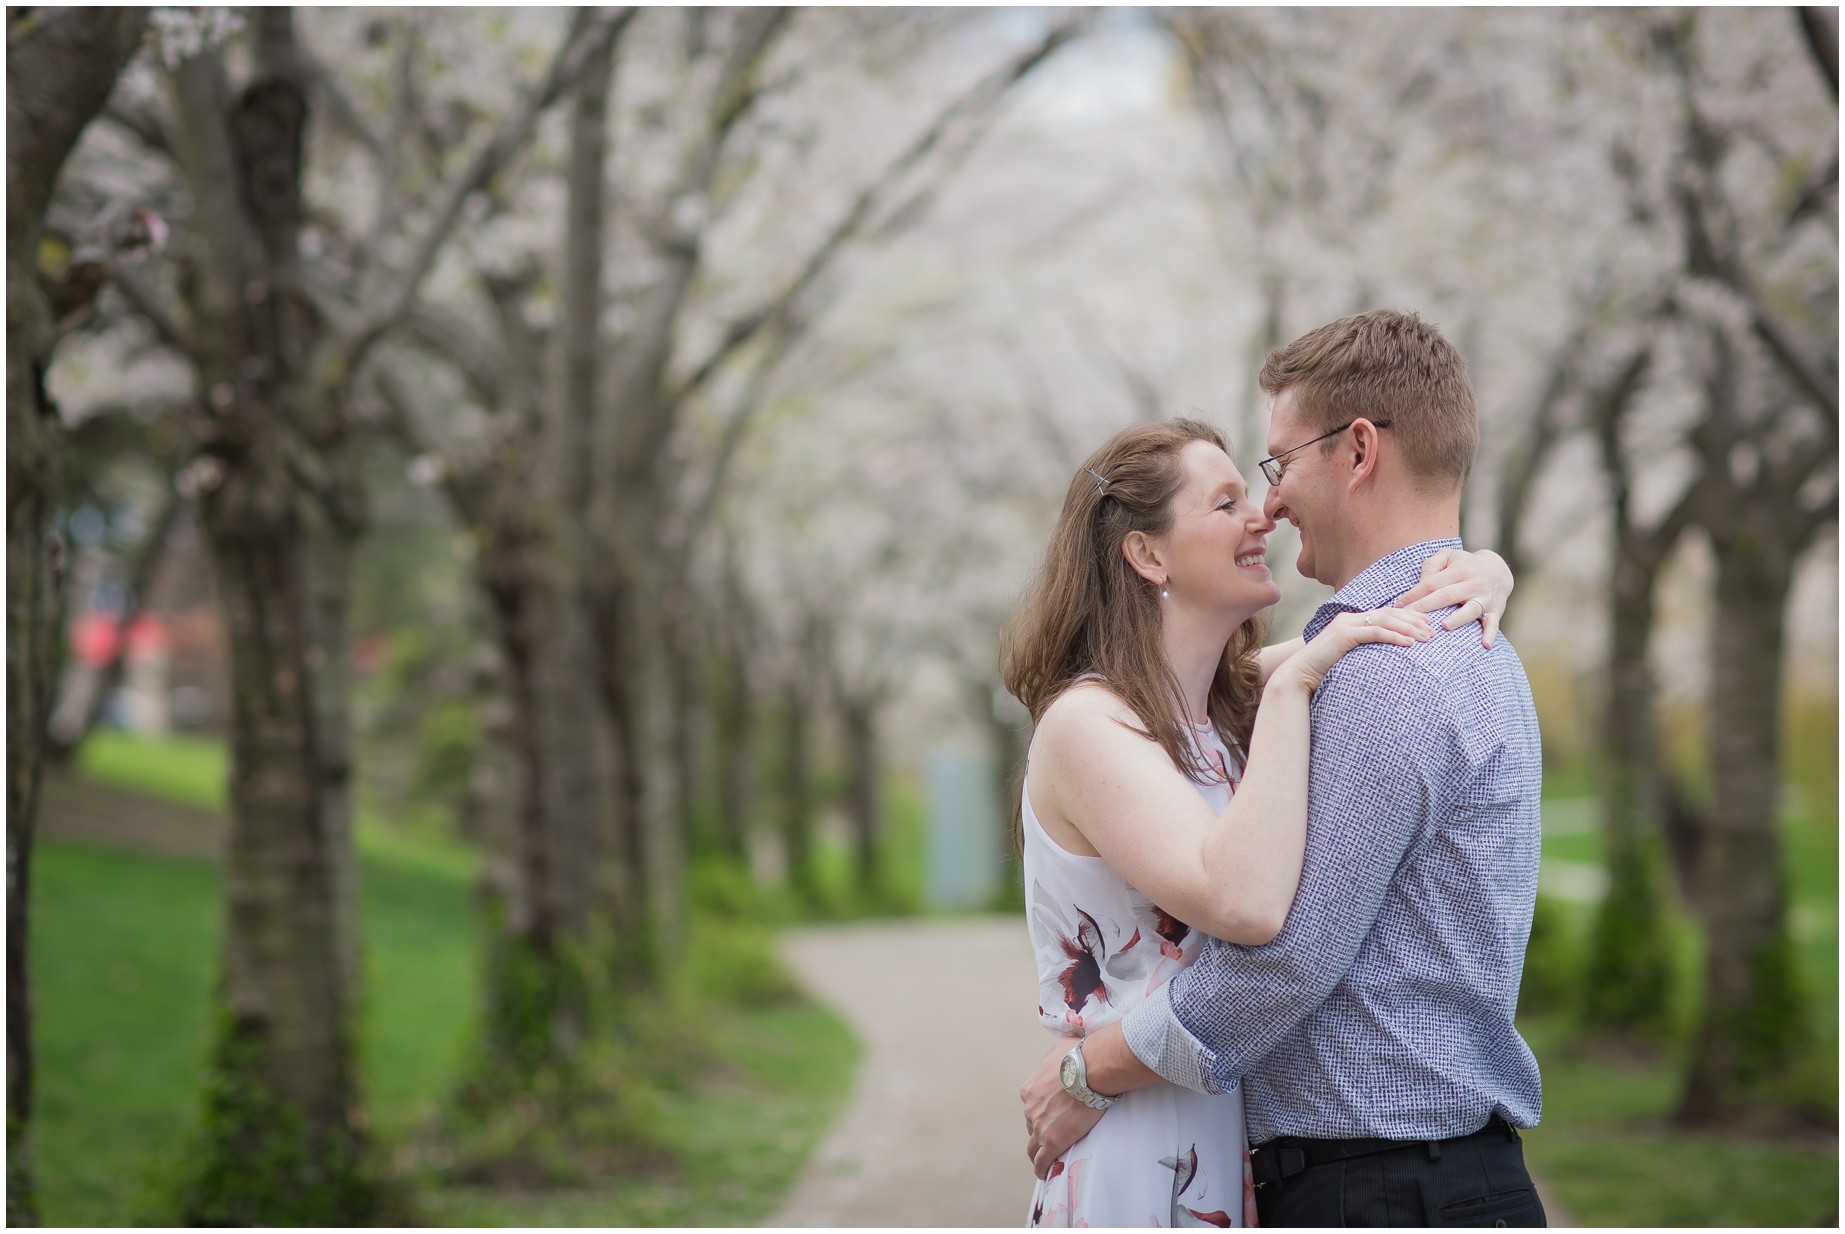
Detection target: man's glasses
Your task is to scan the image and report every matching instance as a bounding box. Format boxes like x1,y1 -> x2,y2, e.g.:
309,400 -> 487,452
1258,419 -> 1393,487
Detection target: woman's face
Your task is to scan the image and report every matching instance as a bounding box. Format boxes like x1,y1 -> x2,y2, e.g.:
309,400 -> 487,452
1152,440 -> 1281,619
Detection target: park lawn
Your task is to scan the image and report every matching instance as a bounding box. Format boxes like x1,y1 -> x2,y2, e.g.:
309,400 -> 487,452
30,830 -> 486,1226
1518,1013 -> 1839,1227
419,1001 -> 857,1226
31,734 -> 859,1227
47,729 -> 1840,1226
1522,743 -> 1839,1226
75,728 -> 228,812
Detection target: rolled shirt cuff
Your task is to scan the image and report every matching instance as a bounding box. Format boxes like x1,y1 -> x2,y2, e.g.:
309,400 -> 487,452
1120,982 -> 1235,1097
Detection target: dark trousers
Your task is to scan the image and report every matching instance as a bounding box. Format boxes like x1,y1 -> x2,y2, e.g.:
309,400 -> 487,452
1251,1116 -> 1547,1227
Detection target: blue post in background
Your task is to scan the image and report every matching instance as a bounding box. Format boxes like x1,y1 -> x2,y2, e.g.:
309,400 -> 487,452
925,746 -> 1003,911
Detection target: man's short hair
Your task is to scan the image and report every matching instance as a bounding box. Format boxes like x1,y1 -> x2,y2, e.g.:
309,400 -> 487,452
1258,308 -> 1478,489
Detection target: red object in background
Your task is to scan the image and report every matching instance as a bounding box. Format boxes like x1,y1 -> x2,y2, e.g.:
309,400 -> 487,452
351,634 -> 386,675
72,613 -> 170,666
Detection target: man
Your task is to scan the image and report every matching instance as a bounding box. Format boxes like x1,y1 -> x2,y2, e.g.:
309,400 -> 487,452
1019,308 -> 1546,1227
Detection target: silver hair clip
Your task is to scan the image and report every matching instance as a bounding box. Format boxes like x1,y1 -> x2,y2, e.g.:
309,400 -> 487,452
1085,466 -> 1110,496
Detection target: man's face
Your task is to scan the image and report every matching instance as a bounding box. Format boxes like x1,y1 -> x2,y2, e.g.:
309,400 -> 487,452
1262,388 -> 1340,587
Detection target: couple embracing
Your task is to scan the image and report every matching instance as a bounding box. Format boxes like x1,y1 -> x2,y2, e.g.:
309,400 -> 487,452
1008,309 -> 1545,1228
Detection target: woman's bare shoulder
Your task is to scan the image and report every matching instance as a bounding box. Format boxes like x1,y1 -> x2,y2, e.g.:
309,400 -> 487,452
1036,680 -> 1148,754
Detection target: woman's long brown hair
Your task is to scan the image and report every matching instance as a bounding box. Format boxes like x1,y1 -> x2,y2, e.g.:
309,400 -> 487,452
1001,418 -> 1267,847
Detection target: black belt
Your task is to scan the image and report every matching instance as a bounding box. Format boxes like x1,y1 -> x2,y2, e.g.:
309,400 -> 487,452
1250,1115 -> 1520,1190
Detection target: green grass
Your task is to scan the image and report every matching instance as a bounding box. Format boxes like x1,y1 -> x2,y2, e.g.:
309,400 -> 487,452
420,1003 -> 857,1226
30,734 -> 860,1227
31,841 -> 220,1225
800,771 -> 930,919
1520,735 -> 1839,1227
75,729 -> 228,812
1519,1013 -> 1839,1226
28,830 -> 485,1226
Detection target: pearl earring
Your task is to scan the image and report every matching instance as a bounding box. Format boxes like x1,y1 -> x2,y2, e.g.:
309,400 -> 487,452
1161,579 -> 1170,599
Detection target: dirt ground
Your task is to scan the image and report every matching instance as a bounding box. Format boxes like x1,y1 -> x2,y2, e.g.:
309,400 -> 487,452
36,772 -> 225,858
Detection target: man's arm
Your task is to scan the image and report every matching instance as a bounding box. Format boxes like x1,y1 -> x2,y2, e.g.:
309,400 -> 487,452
1122,651 -> 1457,1090
1023,651 -> 1457,1174
1020,1025 -> 1157,1179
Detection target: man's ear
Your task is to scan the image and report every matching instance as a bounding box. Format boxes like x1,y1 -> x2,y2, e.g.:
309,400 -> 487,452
1345,418 -> 1385,493
1122,530 -> 1165,584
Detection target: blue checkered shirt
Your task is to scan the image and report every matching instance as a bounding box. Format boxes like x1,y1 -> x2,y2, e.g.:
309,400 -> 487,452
1120,539 -> 1543,1143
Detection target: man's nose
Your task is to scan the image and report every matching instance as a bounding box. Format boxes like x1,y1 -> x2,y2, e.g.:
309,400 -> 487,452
1263,484 -> 1286,523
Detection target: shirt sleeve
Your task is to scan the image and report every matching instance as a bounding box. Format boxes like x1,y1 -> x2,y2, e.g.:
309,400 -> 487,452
1120,649 -> 1459,1093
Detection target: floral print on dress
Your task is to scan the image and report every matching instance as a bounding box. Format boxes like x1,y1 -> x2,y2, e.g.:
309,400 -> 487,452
1024,715 -> 1255,1227
1030,882 -> 1204,1035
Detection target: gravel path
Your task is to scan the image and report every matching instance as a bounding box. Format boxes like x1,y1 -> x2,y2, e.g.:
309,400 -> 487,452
767,917 -> 1047,1227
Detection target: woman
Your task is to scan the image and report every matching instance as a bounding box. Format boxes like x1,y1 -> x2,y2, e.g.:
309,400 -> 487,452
1004,419 -> 1511,1228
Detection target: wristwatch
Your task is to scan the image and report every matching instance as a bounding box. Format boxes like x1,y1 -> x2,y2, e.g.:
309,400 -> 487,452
1058,1041 -> 1118,1110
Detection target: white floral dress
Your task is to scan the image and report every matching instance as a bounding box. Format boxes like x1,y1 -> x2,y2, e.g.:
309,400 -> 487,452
1023,716 -> 1258,1229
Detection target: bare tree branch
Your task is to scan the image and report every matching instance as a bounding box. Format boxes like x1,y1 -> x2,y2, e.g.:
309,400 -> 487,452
997,333 -> 1082,471
1066,308 -> 1165,422
673,16 -> 1087,404
108,264 -> 196,358
1798,488 -> 1839,545
1745,294 -> 1838,419
47,482 -> 184,762
347,7 -> 636,370
613,6 -> 793,427
1797,7 -> 1839,100
367,363 -> 503,527
683,311 -> 808,541
101,100 -> 177,162
1663,20 -> 1837,420
366,365 -> 430,456
479,270 -> 547,429
297,45 -> 386,160
1495,325 -> 1591,574
365,15 -> 420,256
400,304 -> 506,407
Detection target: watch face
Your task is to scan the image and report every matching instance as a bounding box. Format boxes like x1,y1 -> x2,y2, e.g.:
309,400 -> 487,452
1059,1053 -> 1079,1089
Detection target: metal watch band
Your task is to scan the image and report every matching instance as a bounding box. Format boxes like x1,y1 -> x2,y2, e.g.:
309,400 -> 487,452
1061,1042 -> 1117,1110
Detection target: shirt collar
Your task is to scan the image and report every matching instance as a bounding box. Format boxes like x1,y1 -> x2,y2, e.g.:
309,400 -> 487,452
1302,538 -> 1466,641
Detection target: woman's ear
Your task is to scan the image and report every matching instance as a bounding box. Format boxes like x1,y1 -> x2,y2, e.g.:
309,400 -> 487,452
1122,530 -> 1166,585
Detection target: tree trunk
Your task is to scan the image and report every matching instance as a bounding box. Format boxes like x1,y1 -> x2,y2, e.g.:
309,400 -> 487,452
6,10 -> 149,1224
545,15 -> 611,958
665,605 -> 705,855
713,638 -> 755,861
448,23 -> 620,1078
166,20 -> 379,1220
638,604 -> 688,968
589,566 -> 686,981
468,502 -> 591,1085
780,680 -> 817,903
47,487 -> 184,764
1580,546 -> 1676,1036
1678,533 -> 1807,1123
980,677 -> 1031,908
192,458 -> 373,1221
842,695 -> 881,899
587,567 -> 657,984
